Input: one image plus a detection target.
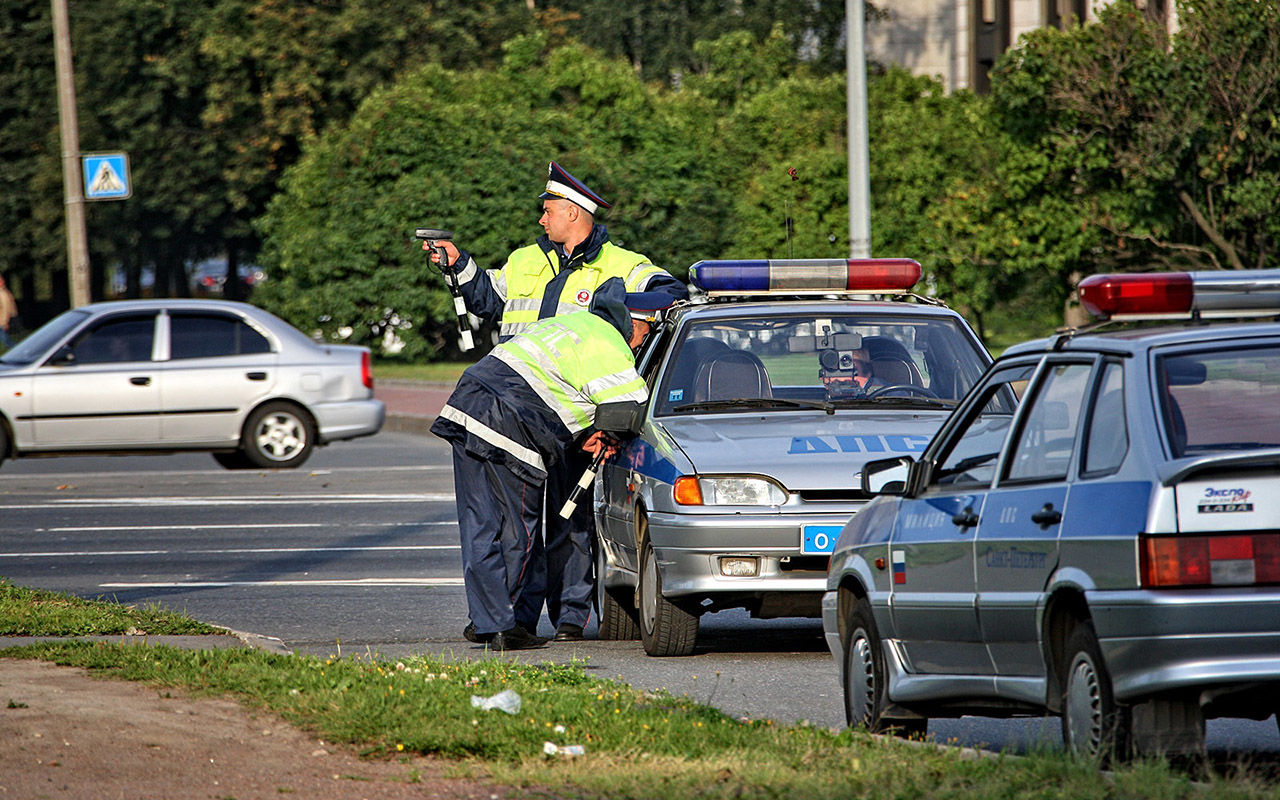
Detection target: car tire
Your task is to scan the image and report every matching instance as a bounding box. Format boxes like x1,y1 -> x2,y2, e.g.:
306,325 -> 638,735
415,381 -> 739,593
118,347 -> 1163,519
638,534 -> 698,657
843,598 -> 927,737
595,535 -> 640,640
241,401 -> 314,469
0,422 -> 8,468
1060,620 -> 1130,762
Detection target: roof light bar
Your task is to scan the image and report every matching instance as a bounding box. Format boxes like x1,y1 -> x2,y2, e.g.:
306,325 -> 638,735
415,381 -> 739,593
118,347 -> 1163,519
1078,269 -> 1280,320
689,258 -> 922,294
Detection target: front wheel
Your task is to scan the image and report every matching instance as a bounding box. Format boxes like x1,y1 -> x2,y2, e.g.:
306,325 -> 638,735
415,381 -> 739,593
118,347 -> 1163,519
843,598 -> 926,737
638,535 -> 698,657
595,534 -> 640,640
241,402 -> 314,469
1060,620 -> 1130,762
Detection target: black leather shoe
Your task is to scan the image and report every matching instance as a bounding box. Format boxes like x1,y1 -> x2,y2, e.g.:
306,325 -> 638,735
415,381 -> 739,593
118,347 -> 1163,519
463,623 -> 492,644
553,623 -> 585,642
490,625 -> 548,651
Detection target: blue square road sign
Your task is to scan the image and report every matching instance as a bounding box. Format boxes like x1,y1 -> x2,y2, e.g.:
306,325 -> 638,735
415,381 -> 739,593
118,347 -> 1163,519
83,152 -> 131,201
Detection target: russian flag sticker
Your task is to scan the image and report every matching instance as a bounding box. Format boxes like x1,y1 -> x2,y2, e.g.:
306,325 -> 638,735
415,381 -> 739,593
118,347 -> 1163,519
892,550 -> 906,584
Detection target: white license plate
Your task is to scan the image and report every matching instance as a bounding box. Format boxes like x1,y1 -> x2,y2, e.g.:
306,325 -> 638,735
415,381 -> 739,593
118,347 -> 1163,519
802,525 -> 842,555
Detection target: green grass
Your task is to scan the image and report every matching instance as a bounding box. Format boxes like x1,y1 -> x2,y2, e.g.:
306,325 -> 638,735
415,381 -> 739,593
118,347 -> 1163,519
372,360 -> 471,383
0,579 -> 222,636
3,581 -> 1278,798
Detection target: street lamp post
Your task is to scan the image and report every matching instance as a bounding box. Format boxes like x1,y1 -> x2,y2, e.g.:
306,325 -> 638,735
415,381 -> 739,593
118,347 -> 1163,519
846,0 -> 872,258
51,0 -> 91,308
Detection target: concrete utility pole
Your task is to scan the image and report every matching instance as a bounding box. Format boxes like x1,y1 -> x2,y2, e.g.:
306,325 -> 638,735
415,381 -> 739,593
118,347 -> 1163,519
846,0 -> 872,258
52,0 -> 91,308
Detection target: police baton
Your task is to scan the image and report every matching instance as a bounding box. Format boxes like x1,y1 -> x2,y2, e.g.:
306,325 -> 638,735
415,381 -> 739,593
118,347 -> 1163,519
414,227 -> 474,352
558,437 -> 617,519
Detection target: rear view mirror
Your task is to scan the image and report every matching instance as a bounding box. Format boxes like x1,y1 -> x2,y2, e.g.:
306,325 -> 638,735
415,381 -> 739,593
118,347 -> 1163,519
860,456 -> 915,496
788,332 -> 862,353
595,400 -> 646,435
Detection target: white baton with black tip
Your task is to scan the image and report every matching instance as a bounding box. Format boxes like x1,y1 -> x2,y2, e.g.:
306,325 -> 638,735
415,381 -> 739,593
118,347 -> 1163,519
558,449 -> 608,519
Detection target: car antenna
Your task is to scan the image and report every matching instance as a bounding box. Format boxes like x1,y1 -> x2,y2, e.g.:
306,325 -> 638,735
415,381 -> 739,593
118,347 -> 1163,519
785,167 -> 799,259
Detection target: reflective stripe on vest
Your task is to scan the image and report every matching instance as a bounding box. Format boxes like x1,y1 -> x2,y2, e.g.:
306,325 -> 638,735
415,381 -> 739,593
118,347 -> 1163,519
437,404 -> 546,473
497,242 -> 659,339
492,312 -> 647,436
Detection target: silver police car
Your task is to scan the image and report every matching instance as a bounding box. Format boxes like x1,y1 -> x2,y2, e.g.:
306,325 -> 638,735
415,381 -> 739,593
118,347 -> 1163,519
824,269 -> 1280,759
593,258 -> 992,656
0,299 -> 384,470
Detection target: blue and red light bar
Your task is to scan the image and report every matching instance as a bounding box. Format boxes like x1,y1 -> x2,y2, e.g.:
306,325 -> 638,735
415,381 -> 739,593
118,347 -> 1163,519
689,258 -> 922,294
1078,269 -> 1280,320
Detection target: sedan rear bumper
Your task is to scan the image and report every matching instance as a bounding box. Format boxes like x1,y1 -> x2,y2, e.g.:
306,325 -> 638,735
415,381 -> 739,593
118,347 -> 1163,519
1089,588 -> 1280,702
314,399 -> 385,442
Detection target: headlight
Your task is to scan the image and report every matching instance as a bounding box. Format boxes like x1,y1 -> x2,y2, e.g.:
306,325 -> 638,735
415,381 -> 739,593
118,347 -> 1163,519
673,476 -> 787,506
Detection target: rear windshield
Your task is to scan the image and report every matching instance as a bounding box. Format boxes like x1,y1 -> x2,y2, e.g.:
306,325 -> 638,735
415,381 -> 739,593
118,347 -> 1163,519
1159,345 -> 1280,457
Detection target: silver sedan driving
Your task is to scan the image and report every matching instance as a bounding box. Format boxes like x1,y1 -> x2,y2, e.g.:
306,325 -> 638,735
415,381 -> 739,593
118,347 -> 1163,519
0,299 -> 384,469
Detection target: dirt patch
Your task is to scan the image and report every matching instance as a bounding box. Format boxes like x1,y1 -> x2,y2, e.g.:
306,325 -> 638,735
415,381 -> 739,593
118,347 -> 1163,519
0,659 -> 508,799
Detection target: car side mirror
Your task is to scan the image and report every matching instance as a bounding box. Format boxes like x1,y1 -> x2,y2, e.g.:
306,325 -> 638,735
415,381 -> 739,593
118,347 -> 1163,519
595,400 -> 646,435
860,455 -> 915,496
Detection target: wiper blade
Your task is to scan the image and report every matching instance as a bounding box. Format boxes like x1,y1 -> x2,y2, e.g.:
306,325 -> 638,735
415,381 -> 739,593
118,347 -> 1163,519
672,397 -> 835,414
828,395 -> 958,409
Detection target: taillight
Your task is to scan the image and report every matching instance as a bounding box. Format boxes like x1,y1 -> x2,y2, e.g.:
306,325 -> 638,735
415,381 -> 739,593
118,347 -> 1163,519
361,351 -> 373,390
1142,532 -> 1280,587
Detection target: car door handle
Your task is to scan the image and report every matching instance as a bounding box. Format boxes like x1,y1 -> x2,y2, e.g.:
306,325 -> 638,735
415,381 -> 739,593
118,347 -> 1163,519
129,376 -> 151,386
246,371 -> 267,381
1031,503 -> 1062,528
951,507 -> 979,528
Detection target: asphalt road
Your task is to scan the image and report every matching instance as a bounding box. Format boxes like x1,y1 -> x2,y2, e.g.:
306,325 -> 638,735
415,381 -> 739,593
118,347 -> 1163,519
3,430 -> 1278,756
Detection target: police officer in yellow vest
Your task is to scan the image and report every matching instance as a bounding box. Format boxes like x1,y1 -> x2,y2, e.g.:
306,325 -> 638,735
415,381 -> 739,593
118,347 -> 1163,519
429,279 -> 669,650
425,162 -> 687,643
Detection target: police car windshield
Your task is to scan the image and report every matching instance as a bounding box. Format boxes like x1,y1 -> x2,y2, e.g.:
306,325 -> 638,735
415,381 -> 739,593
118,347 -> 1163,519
1159,344 -> 1280,458
655,313 -> 987,417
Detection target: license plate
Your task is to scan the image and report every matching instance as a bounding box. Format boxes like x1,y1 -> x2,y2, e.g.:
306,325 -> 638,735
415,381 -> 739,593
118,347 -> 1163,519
802,525 -> 842,555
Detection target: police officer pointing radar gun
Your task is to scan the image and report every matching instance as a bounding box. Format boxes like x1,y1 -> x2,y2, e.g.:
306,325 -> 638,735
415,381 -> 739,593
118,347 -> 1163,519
423,161 -> 687,643
429,278 -> 672,650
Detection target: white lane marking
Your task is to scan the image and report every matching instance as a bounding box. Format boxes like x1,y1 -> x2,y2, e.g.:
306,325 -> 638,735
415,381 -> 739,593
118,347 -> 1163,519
0,465 -> 449,481
37,521 -> 457,533
99,578 -> 465,588
1,544 -> 461,559
4,493 -> 454,510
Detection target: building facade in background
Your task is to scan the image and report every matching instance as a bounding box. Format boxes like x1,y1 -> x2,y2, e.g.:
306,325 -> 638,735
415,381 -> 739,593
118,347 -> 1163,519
868,0 -> 1176,92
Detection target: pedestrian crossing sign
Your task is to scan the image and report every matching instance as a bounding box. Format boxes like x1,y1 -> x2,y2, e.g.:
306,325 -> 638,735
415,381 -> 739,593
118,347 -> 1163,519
82,152 -> 131,201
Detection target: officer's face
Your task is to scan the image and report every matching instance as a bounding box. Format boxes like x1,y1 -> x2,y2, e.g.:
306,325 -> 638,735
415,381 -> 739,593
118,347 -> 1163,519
539,199 -> 575,243
628,318 -> 651,350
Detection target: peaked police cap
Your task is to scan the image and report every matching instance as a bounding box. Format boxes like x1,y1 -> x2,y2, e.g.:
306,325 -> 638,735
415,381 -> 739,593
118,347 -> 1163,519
539,161 -> 611,214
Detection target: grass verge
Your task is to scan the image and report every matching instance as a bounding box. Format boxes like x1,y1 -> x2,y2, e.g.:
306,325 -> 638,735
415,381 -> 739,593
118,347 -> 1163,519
372,360 -> 471,383
2,583 -> 1277,799
0,579 -> 222,636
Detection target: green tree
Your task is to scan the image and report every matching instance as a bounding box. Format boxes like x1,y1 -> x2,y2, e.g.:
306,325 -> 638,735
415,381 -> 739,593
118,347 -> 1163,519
981,0 -> 1280,327
254,35 -> 727,360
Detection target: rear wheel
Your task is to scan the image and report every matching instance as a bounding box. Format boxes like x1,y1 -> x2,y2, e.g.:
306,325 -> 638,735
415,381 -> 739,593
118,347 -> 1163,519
1061,620 -> 1130,762
0,422 -> 8,468
637,520 -> 698,656
242,402 -> 314,469
843,598 -> 927,737
595,534 -> 640,640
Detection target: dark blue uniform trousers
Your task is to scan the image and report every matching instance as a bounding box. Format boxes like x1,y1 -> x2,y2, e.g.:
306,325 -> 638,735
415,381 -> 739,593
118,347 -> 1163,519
450,440 -> 543,636
537,446 -> 596,630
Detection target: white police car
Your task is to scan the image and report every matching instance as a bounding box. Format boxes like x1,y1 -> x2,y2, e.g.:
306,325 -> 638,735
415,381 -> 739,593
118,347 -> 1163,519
592,258 -> 992,656
823,269 -> 1280,759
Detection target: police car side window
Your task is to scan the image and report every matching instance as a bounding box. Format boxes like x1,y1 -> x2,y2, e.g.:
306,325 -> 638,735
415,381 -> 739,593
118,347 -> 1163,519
933,364 -> 1034,489
1005,362 -> 1093,484
1082,362 -> 1127,476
